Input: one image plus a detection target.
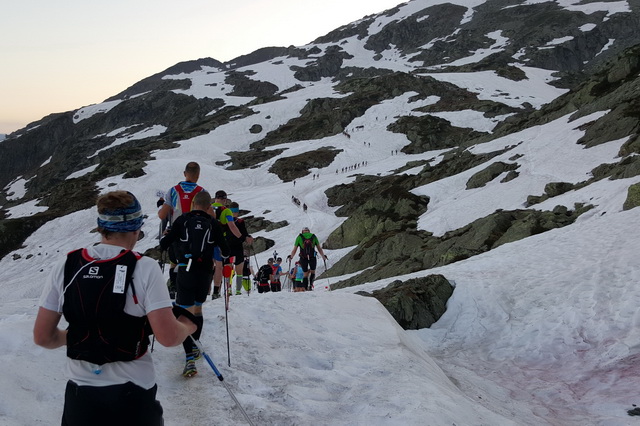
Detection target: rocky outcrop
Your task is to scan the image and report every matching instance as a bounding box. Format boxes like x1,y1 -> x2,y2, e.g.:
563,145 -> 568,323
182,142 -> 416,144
329,205 -> 590,289
357,275 -> 454,330
325,178 -> 428,249
226,71 -> 279,98
269,147 -> 343,182
623,182 -> 640,210
466,161 -> 520,189
291,45 -> 354,81
390,115 -> 488,154
0,212 -> 58,261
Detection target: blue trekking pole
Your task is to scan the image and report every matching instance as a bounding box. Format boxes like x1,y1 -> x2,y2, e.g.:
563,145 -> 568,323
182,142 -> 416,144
190,337 -> 255,426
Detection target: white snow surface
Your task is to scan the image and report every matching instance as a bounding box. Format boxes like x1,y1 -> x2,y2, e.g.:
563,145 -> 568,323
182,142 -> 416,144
2,1 -> 640,423
4,177 -> 29,201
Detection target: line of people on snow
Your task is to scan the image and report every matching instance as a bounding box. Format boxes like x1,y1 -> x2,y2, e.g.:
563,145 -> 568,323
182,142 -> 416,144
33,160 -> 329,425
253,226 -> 327,294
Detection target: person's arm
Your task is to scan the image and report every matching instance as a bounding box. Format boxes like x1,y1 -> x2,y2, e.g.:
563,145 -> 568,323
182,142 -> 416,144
33,307 -> 67,349
158,202 -> 172,221
147,307 -> 197,347
237,220 -> 254,245
288,237 -> 300,260
315,238 -> 327,260
211,219 -> 231,257
159,217 -> 181,250
226,216 -> 242,238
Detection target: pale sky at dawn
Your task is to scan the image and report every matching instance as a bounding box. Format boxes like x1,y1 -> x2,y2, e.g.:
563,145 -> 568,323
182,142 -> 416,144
0,0 -> 403,135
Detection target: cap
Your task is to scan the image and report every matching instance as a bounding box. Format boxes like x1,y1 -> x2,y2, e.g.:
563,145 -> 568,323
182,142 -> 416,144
97,191 -> 143,233
215,190 -> 227,199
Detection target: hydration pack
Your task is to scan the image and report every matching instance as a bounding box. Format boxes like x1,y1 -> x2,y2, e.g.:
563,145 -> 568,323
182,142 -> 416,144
62,249 -> 150,365
300,234 -> 316,260
176,212 -> 217,263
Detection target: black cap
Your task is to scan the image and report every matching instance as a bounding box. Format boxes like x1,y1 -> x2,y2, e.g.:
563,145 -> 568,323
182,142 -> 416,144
215,190 -> 227,199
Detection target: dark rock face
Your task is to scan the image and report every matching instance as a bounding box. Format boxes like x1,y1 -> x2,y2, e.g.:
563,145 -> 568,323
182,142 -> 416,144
623,182 -> 640,210
357,275 -> 454,330
466,161 -> 520,189
0,213 -> 57,261
291,45 -> 354,81
269,147 -> 343,182
328,205 -> 590,289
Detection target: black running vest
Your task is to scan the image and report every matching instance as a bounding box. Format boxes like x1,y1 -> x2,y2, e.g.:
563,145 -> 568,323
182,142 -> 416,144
62,249 -> 151,365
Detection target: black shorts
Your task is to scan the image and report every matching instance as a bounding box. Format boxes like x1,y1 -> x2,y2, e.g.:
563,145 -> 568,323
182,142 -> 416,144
62,380 -> 163,426
229,249 -> 245,265
176,265 -> 213,306
299,257 -> 317,272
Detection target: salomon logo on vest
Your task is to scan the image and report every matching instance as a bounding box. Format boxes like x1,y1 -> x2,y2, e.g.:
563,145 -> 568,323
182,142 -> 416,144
83,266 -> 103,279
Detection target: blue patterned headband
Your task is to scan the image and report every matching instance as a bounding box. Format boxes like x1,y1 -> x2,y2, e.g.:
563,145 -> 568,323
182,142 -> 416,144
97,192 -> 143,232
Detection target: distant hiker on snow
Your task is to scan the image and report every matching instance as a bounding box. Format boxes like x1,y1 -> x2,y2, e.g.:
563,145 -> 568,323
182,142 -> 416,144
287,227 -> 327,291
157,161 -> 205,298
34,190 -> 197,425
211,190 -> 244,299
270,257 -> 283,292
256,259 -> 274,294
160,190 -> 229,377
289,261 -> 305,292
227,201 -> 254,295
237,250 -> 254,295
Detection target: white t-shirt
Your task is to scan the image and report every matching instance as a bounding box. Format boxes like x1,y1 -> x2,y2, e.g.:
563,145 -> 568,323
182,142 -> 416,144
39,243 -> 172,389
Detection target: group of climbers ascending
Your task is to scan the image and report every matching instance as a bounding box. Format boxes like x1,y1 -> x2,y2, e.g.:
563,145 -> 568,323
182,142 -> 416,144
34,160 -> 332,425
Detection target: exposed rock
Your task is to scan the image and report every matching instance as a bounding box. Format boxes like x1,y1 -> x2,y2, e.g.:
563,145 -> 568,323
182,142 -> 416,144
291,45 -> 354,81
243,216 -> 288,234
357,275 -> 454,330
226,71 -> 279,98
324,184 -> 428,249
222,148 -> 286,170
390,115 -> 488,154
544,182 -> 575,197
623,182 -> 640,210
269,147 -> 343,182
466,161 -> 519,189
251,236 -> 275,254
0,213 -> 57,261
526,182 -> 575,206
330,206 -> 590,289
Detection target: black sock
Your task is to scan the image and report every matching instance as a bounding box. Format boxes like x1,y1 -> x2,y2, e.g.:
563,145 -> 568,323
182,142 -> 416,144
182,314 -> 203,356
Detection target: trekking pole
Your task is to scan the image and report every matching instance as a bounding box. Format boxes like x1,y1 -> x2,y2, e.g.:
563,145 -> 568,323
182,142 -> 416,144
190,337 -> 255,426
158,249 -> 166,274
222,258 -> 235,367
251,247 -> 260,272
323,256 -> 331,291
287,257 -> 292,291
223,270 -> 231,367
151,250 -> 168,353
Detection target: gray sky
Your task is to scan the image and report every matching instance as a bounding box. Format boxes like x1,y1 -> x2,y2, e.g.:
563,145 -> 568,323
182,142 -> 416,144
0,0 -> 402,134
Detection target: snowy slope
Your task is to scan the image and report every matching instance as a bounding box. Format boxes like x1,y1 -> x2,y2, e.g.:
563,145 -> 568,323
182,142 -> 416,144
2,65 -> 640,425
1,0 -> 640,425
